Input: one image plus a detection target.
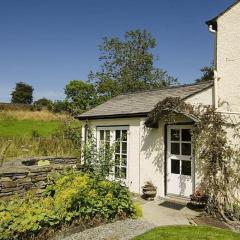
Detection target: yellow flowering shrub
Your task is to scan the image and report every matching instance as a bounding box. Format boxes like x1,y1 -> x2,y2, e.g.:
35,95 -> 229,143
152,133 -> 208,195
0,170 -> 136,240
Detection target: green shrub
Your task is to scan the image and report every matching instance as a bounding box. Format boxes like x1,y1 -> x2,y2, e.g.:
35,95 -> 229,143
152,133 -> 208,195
133,202 -> 143,218
0,170 -> 136,240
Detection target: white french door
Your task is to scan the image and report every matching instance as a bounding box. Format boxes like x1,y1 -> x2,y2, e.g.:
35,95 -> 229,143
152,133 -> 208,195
167,125 -> 194,197
96,126 -> 129,185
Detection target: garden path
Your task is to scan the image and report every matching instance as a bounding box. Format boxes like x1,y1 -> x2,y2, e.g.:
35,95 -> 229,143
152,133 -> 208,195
57,198 -> 199,240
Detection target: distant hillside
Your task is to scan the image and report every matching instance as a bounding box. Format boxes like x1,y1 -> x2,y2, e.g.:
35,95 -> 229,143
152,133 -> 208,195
0,102 -> 32,111
0,109 -> 70,137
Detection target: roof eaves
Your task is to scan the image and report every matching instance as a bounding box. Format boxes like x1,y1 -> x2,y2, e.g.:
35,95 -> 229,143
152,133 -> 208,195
206,0 -> 240,26
77,112 -> 148,121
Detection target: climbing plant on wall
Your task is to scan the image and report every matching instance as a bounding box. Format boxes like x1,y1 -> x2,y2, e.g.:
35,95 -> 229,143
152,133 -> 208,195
145,97 -> 240,227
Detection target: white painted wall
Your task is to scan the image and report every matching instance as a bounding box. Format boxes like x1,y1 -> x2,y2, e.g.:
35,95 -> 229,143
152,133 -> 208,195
185,87 -> 214,106
215,2 -> 240,113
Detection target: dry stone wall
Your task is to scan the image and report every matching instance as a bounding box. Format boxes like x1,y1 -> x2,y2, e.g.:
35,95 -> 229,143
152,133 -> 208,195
0,157 -> 77,199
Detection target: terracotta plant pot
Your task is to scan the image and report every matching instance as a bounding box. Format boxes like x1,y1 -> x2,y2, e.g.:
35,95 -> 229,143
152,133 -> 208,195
142,182 -> 157,200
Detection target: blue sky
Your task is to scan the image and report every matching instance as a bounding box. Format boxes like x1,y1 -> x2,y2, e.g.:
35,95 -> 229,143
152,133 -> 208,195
0,0 -> 234,102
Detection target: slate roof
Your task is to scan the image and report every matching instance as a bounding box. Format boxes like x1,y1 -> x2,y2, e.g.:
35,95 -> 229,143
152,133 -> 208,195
78,81 -> 213,120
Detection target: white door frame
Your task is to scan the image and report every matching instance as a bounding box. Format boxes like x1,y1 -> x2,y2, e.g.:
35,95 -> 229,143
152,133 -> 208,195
165,124 -> 195,198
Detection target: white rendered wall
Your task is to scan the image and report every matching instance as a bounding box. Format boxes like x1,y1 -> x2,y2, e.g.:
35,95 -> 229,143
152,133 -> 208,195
216,3 -> 240,113
185,87 -> 214,106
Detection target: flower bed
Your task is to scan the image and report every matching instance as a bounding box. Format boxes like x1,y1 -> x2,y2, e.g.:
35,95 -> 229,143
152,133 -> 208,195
0,170 -> 136,240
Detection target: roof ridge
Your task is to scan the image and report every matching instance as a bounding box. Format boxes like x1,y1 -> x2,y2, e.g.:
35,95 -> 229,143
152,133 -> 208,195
114,80 -> 213,98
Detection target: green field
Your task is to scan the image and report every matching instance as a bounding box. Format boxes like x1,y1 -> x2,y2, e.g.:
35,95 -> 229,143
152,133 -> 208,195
0,120 -> 61,138
132,226 -> 240,240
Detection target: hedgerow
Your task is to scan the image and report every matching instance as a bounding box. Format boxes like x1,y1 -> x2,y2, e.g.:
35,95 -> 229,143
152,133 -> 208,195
0,170 -> 136,240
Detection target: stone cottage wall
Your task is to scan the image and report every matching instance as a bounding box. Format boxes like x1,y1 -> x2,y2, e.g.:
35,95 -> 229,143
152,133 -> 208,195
0,157 -> 77,199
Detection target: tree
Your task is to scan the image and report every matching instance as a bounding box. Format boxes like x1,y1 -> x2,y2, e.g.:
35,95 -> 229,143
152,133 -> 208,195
89,29 -> 177,102
196,63 -> 214,82
11,82 -> 34,104
64,80 -> 97,114
34,98 -> 52,108
50,100 -> 68,113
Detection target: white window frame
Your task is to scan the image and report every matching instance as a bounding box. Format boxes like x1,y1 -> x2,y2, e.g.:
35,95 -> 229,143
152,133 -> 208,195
96,126 -> 129,184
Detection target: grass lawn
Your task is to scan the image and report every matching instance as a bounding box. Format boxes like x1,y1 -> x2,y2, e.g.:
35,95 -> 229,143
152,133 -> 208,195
132,226 -> 240,240
0,120 -> 61,137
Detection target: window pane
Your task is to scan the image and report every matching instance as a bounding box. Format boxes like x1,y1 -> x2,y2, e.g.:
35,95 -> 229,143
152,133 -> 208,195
122,142 -> 127,154
182,143 -> 191,155
121,155 -> 127,166
106,130 -> 110,141
116,130 -> 121,141
115,154 -> 120,165
105,141 -> 110,150
182,129 -> 191,141
171,143 -> 180,155
100,140 -> 104,146
171,129 -> 180,141
171,159 -> 180,174
115,167 -> 120,178
182,160 -> 191,176
122,130 -> 127,141
100,130 -> 104,140
121,167 -> 127,179
115,143 -> 120,153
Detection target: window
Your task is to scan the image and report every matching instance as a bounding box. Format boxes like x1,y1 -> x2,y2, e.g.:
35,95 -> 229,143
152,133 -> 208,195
171,129 -> 180,141
171,159 -> 180,174
181,160 -> 191,176
182,143 -> 191,156
97,127 -> 128,180
170,128 -> 192,156
115,130 -> 127,179
182,129 -> 191,141
171,143 -> 180,155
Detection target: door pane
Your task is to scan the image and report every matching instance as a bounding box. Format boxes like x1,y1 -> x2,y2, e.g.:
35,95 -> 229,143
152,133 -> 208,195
171,159 -> 180,174
182,143 -> 191,155
171,143 -> 180,155
182,129 -> 191,141
171,129 -> 180,141
182,160 -> 191,176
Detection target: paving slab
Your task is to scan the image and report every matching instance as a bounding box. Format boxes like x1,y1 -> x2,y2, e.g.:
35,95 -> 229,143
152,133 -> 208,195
140,198 -> 199,226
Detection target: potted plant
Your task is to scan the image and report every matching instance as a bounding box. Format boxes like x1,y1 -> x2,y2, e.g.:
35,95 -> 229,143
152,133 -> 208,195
142,181 -> 157,200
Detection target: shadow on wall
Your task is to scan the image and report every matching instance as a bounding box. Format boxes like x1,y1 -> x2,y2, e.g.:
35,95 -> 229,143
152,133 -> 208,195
141,121 -> 165,175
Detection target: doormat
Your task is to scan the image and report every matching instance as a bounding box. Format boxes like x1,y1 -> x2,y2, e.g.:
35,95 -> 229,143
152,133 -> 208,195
159,201 -> 185,210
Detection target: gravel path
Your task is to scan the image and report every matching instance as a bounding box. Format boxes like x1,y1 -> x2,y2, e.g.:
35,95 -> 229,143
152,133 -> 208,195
54,219 -> 155,240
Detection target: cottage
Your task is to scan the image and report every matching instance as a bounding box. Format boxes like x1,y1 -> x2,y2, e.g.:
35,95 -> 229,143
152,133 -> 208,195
78,1 -> 240,199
